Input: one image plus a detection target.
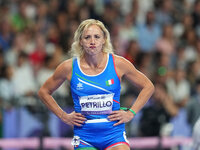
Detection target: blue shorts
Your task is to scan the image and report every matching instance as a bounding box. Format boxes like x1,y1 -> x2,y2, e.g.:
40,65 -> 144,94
72,118 -> 129,150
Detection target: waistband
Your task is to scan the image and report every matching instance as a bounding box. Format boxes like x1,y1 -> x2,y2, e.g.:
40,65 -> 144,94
85,118 -> 110,123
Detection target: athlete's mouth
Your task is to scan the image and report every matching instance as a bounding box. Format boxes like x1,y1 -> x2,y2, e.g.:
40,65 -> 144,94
89,46 -> 96,49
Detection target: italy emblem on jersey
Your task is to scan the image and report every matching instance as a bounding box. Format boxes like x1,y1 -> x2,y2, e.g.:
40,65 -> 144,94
106,79 -> 114,86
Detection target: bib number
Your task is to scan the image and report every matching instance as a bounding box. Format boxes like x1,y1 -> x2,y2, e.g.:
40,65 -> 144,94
79,94 -> 114,115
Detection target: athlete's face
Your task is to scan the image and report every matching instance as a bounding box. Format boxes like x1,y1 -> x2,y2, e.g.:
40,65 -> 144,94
80,25 -> 105,56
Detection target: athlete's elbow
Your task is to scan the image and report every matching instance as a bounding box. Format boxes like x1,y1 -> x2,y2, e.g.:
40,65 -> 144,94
38,87 -> 48,99
38,87 -> 44,99
146,81 -> 155,95
149,82 -> 155,94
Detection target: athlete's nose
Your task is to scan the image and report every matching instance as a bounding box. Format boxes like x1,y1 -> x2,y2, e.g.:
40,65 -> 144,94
90,37 -> 95,45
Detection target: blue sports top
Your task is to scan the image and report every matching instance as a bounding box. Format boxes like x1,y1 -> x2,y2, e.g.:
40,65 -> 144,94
70,53 -> 121,119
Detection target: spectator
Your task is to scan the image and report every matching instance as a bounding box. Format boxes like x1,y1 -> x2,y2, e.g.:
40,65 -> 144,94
166,67 -> 190,107
191,0 -> 200,29
5,33 -> 27,66
181,29 -> 198,62
29,33 -> 47,74
12,51 -> 37,99
186,78 -> 200,128
187,60 -> 200,89
156,24 -> 175,56
10,0 -> 32,32
123,40 -> 140,65
0,65 -> 16,108
0,50 -> 6,78
137,10 -> 161,52
0,17 -> 13,52
139,82 -> 178,137
118,13 -> 138,51
154,0 -> 174,26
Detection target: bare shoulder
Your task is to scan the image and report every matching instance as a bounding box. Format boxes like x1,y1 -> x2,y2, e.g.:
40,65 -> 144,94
112,54 -> 136,77
113,54 -> 133,65
54,58 -> 73,81
59,58 -> 73,68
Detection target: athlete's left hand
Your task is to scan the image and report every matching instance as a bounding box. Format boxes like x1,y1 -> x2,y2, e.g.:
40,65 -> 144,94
108,110 -> 134,126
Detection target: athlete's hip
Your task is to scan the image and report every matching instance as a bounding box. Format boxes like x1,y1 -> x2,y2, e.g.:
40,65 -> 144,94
74,119 -> 125,135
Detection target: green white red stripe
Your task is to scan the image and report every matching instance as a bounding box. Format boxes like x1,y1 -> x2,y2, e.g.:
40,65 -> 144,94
106,79 -> 114,86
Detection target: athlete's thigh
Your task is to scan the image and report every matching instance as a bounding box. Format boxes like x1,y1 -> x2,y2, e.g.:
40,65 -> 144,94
107,144 -> 130,150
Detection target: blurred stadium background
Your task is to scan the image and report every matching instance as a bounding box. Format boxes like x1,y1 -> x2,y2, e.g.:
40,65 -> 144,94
0,0 -> 200,149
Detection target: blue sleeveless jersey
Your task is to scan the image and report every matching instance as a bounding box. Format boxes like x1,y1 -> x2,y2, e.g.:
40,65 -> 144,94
70,53 -> 121,119
70,53 -> 127,149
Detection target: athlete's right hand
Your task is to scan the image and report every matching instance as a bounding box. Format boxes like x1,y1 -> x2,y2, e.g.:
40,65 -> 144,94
61,111 -> 87,126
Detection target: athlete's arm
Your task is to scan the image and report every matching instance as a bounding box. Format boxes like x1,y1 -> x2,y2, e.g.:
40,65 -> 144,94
108,55 -> 155,126
38,59 -> 86,126
117,55 -> 155,113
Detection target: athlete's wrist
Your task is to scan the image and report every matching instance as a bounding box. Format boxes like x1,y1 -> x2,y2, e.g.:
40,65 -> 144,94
127,110 -> 134,118
120,107 -> 136,117
60,110 -> 66,120
128,108 -> 136,116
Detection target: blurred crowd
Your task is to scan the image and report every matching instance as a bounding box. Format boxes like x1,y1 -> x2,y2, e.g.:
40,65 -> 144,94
0,0 -> 200,144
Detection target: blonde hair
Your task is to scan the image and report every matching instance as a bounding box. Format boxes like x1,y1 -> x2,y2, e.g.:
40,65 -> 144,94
69,19 -> 113,57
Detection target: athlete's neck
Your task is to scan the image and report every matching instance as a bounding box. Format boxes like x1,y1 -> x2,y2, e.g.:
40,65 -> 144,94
82,52 -> 106,69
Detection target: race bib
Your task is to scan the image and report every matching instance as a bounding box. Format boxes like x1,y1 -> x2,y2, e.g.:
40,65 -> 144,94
79,94 -> 114,115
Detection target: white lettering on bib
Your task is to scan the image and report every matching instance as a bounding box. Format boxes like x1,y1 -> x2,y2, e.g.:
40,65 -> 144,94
79,94 -> 114,115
